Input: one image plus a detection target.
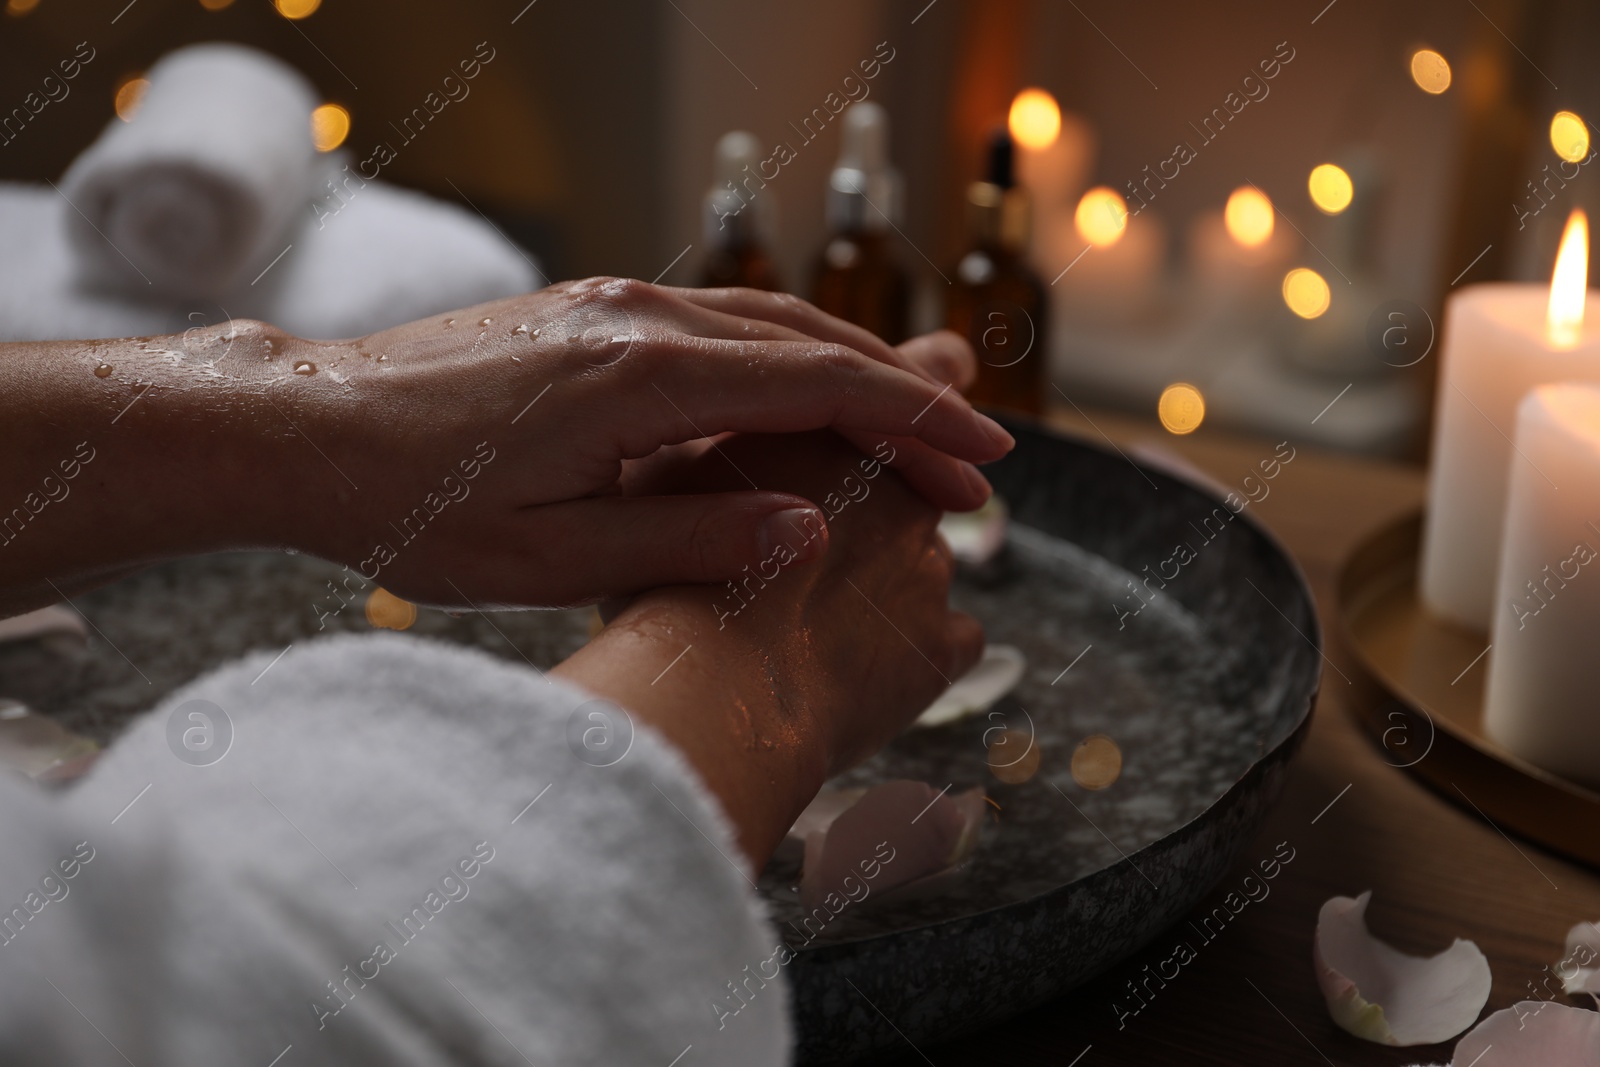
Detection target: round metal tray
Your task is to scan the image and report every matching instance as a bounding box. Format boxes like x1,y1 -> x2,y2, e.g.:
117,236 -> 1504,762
0,420 -> 1323,1065
1336,510 -> 1600,869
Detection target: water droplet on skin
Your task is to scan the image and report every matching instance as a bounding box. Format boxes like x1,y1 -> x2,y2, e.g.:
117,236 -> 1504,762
376,354 -> 388,362
532,328 -> 540,338
359,350 -> 372,358
265,339 -> 277,353
510,354 -> 523,363
512,324 -> 531,336
443,318 -> 455,329
293,361 -> 316,375
93,363 -> 113,378
479,317 -> 492,327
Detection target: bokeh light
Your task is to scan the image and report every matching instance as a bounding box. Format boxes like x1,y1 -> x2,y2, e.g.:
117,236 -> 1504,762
310,103 -> 350,152
4,0 -> 41,15
1409,49 -> 1452,94
1308,163 -> 1354,215
114,77 -> 150,122
365,588 -> 417,631
1074,186 -> 1128,248
1158,383 -> 1206,435
199,0 -> 235,9
1283,267 -> 1332,319
1224,186 -> 1274,248
274,0 -> 320,18
1070,734 -> 1122,790
1550,111 -> 1590,164
986,728 -> 1040,785
1008,88 -> 1061,151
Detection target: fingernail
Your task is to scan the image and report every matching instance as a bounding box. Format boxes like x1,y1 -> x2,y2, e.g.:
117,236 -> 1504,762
762,507 -> 828,563
977,413 -> 1014,451
961,462 -> 992,502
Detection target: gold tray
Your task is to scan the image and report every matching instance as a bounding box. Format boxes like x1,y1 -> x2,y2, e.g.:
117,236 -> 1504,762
1338,510 -> 1600,869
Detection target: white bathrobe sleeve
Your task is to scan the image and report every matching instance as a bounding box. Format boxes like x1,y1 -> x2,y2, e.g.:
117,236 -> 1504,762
0,632 -> 791,1066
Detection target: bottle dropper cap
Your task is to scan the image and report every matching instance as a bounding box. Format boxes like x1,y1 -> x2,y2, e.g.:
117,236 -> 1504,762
827,103 -> 902,233
704,131 -> 775,246
966,128 -> 1030,250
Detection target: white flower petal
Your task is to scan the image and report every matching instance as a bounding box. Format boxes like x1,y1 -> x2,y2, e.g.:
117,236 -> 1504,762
1559,920 -> 1600,1002
913,644 -> 1025,728
1452,1001 -> 1600,1066
937,497 -> 1008,566
1314,891 -> 1492,1046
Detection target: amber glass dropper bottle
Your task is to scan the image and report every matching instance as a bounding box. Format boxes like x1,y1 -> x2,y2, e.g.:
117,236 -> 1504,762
699,131 -> 783,291
946,130 -> 1047,416
810,103 -> 910,343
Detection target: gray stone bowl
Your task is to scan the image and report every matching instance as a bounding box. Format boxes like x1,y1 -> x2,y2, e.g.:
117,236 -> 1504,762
770,418 -> 1321,1064
0,420 -> 1318,1065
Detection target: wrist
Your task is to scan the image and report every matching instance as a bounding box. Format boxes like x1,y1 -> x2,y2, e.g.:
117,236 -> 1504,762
553,589 -> 828,868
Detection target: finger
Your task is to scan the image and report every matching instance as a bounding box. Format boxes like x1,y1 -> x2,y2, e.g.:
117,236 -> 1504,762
667,286 -> 944,385
623,338 -> 1014,464
896,331 -> 977,391
526,492 -> 832,603
836,430 -> 991,512
942,610 -> 985,682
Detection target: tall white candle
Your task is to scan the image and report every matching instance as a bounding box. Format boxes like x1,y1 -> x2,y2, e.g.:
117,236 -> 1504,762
1420,211 -> 1600,629
1483,383 -> 1600,790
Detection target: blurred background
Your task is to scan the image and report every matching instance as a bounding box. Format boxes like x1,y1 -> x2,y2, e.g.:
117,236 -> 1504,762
1,0 -> 1596,458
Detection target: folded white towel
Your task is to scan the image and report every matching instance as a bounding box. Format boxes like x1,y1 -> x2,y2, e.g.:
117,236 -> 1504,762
59,43 -> 321,301
0,179 -> 539,341
244,174 -> 542,339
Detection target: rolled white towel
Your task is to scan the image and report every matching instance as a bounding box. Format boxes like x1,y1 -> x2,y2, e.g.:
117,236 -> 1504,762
59,43 -> 321,301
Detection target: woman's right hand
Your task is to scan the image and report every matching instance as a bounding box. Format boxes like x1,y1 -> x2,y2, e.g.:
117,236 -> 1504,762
553,430 -> 983,867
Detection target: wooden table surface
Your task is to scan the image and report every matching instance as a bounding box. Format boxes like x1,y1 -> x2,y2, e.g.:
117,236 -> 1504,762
875,407 -> 1600,1066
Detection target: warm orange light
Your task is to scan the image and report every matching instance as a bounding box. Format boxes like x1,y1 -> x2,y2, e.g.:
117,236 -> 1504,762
365,588 -> 417,631
1283,267 -> 1331,319
274,0 -> 319,17
4,0 -> 41,15
114,77 -> 149,122
1074,186 -> 1127,248
199,0 -> 235,9
1008,88 -> 1061,152
1224,186 -> 1274,248
1551,111 -> 1590,164
1071,734 -> 1123,790
310,103 -> 350,152
1308,163 -> 1353,215
1410,49 -> 1452,94
1548,209 -> 1588,349
1158,383 -> 1205,435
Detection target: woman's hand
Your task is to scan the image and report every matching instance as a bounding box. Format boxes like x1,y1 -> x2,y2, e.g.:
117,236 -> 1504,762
553,430 -> 983,868
0,279 -> 1007,617
273,279 -> 1005,609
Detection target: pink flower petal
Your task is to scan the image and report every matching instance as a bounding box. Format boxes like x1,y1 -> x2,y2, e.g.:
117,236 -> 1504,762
1451,1001 -> 1600,1065
798,780 -> 986,912
1314,892 -> 1491,1046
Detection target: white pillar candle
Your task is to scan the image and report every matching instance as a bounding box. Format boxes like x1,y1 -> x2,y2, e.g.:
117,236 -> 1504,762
1420,211 -> 1600,629
1483,383 -> 1600,790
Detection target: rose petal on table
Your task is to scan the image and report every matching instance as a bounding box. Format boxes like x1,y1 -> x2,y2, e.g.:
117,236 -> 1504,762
1560,920 -> 1600,1002
913,644 -> 1026,728
1451,1001 -> 1600,1065
0,700 -> 99,782
1313,891 -> 1492,1046
799,780 -> 986,912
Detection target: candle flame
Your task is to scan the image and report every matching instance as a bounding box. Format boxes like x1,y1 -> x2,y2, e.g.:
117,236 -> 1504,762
1548,209 -> 1588,349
